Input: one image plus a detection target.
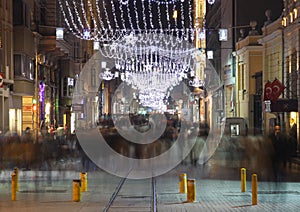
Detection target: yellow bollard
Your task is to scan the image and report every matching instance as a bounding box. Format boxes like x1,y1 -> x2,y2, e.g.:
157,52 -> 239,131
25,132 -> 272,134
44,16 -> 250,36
72,179 -> 81,202
187,179 -> 196,202
11,173 -> 17,201
80,172 -> 88,192
252,174 -> 258,205
13,167 -> 19,192
241,168 -> 246,192
179,173 -> 187,194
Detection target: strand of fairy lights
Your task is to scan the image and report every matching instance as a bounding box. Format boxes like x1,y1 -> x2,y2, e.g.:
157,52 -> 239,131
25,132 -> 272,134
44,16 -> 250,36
141,0 -> 148,31
166,2 -> 171,31
189,0 -> 194,41
173,4 -> 178,32
60,2 -> 192,47
180,2 -> 185,29
64,1 -> 81,35
88,0 -> 100,37
103,0 -> 112,30
125,1 -> 134,30
148,1 -> 155,29
96,0 -> 105,31
110,0 -> 120,29
150,0 -> 183,5
70,0 -> 85,34
180,2 -> 187,40
59,0 -> 195,42
58,0 -> 75,35
80,0 -> 90,30
156,2 -> 163,31
133,0 -> 141,32
118,0 -> 127,29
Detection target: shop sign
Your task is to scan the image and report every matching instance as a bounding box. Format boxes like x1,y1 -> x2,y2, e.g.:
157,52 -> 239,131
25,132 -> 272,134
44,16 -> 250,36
72,104 -> 84,113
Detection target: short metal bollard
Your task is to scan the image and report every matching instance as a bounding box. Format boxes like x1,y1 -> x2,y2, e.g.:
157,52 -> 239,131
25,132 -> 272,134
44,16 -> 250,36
13,167 -> 19,192
80,172 -> 88,192
179,173 -> 187,194
11,173 -> 17,201
73,179 -> 81,202
241,168 -> 246,192
187,179 -> 196,202
252,174 -> 258,205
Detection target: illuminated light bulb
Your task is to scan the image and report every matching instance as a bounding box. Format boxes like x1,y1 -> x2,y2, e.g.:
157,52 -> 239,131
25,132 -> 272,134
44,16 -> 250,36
173,10 -> 178,19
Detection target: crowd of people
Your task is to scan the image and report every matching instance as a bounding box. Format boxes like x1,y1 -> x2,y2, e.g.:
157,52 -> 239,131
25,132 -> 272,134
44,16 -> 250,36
269,124 -> 298,169
0,125 -> 91,171
0,116 -> 298,174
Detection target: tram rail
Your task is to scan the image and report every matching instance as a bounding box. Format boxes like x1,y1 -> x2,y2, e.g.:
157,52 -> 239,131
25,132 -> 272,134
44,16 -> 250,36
103,177 -> 157,212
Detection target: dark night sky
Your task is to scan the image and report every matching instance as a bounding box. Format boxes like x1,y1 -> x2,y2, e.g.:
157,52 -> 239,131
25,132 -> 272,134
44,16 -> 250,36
236,0 -> 283,30
205,0 -> 284,49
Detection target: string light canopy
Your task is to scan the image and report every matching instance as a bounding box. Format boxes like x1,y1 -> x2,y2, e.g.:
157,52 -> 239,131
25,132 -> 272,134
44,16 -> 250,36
59,0 -> 207,110
98,33 -> 205,110
58,0 -> 195,42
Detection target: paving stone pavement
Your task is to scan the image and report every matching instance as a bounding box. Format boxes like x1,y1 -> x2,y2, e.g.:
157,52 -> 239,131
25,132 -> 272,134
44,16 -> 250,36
1,164 -> 300,212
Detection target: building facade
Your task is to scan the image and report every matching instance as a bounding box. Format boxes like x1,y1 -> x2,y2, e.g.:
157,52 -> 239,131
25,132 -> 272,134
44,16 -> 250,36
281,0 -> 300,150
235,28 -> 263,135
258,18 -> 284,136
10,0 -> 90,137
0,0 -> 14,135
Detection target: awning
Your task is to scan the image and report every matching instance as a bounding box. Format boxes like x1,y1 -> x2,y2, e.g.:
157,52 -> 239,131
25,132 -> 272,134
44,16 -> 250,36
270,99 -> 298,112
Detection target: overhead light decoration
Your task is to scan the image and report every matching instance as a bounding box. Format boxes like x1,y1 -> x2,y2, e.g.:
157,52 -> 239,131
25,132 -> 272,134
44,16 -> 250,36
207,50 -> 213,59
83,29 -> 91,40
56,28 -> 64,40
58,0 -> 194,42
59,0 -> 207,110
219,29 -> 228,41
99,69 -> 116,81
207,0 -> 215,5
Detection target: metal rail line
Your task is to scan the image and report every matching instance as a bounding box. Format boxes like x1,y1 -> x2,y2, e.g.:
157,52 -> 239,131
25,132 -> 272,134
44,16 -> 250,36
103,177 -> 157,212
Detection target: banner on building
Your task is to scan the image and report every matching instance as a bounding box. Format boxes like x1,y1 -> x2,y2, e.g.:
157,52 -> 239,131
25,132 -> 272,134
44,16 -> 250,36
263,78 -> 285,102
0,72 -> 4,88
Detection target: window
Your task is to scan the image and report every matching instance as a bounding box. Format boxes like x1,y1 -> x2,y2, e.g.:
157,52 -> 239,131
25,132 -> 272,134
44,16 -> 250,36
62,77 -> 68,97
13,0 -> 23,26
14,54 -> 34,79
40,0 -> 46,25
24,3 -> 28,27
14,54 -> 22,76
74,41 -> 80,62
230,124 -> 240,137
13,0 -> 28,27
91,68 -> 96,87
29,59 -> 34,80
